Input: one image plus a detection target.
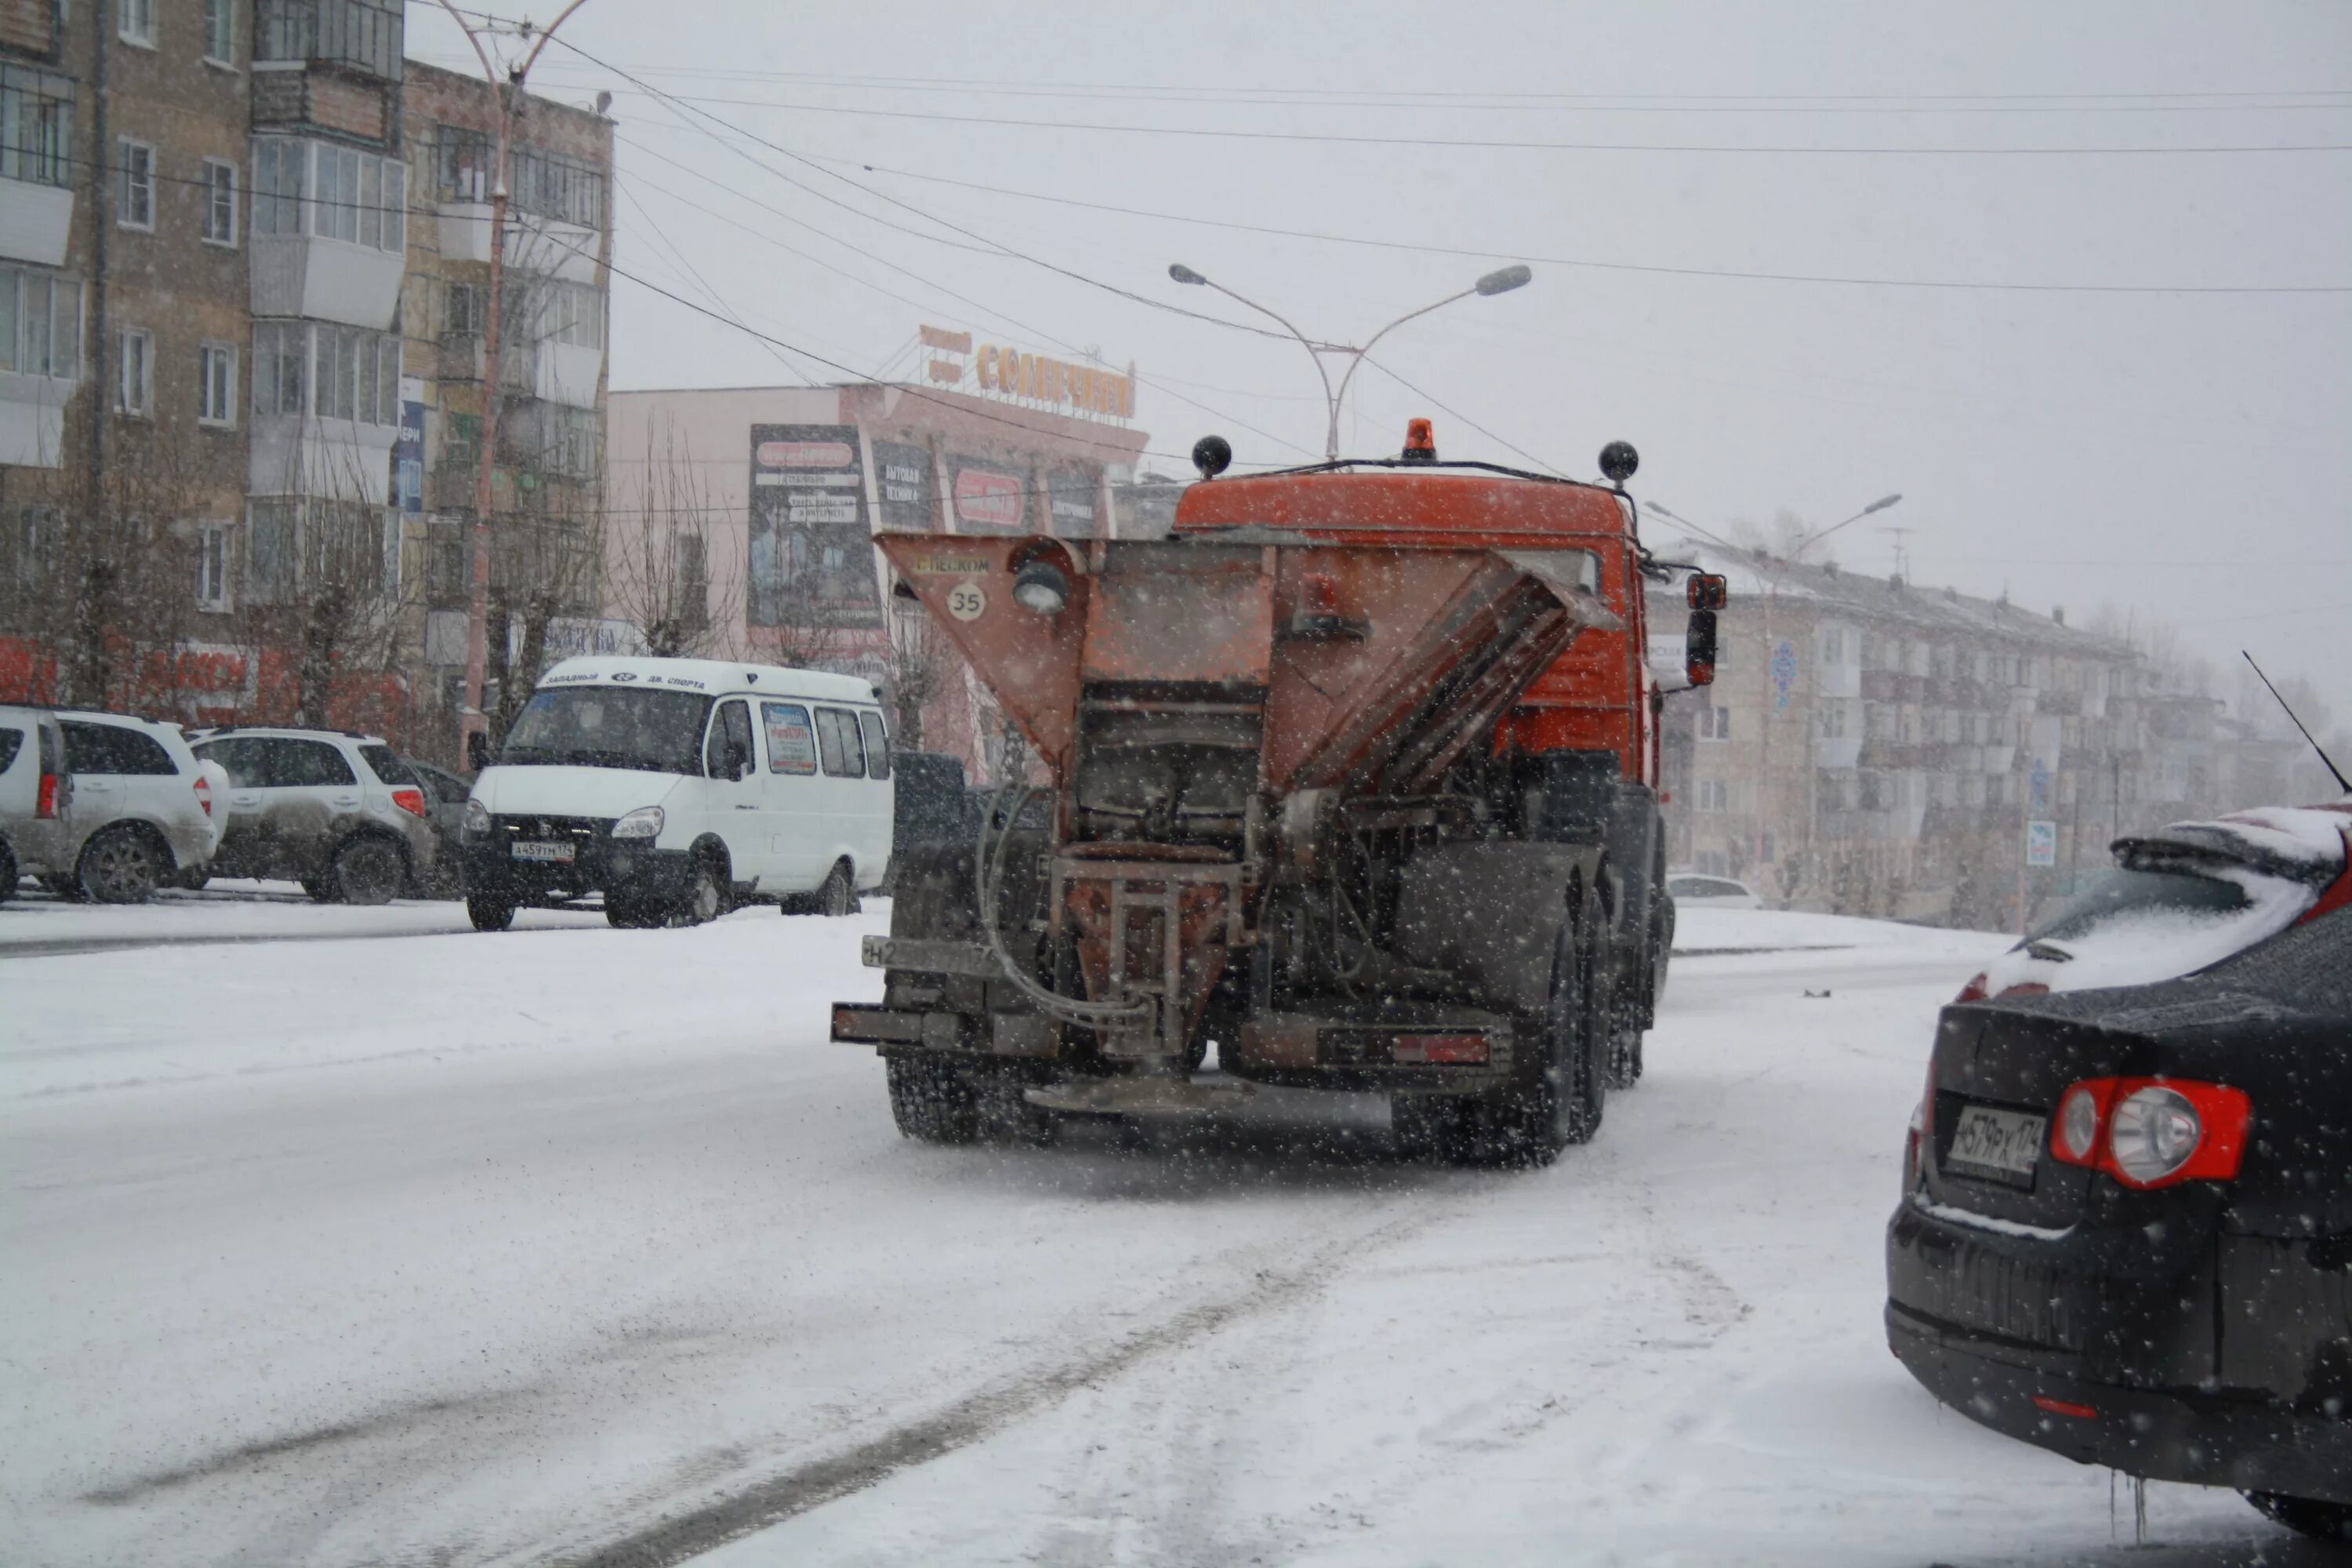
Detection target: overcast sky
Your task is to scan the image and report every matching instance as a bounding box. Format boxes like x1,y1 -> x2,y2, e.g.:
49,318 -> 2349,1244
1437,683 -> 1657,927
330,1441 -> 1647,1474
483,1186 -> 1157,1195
408,2 -> 2352,731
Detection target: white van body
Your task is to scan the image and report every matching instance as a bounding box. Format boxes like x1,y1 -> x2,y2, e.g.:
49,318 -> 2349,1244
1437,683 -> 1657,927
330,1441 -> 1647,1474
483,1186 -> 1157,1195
464,656 -> 895,921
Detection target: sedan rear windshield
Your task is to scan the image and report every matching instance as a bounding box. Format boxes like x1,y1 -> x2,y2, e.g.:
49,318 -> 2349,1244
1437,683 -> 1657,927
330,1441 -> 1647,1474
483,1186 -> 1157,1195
499,688 -> 714,776
2028,867 -> 2251,944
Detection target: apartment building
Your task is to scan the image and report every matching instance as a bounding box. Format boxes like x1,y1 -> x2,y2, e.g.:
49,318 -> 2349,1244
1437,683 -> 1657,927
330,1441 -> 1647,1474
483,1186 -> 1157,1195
1650,541 -> 2145,929
0,2 -> 609,757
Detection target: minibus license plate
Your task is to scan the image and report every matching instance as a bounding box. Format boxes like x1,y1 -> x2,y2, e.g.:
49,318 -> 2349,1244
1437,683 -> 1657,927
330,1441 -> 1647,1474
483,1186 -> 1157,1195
512,840 -> 575,863
1947,1105 -> 2045,1185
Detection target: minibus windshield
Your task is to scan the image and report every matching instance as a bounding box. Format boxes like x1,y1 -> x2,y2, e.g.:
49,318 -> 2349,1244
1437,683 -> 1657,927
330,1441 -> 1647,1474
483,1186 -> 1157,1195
498,687 -> 714,775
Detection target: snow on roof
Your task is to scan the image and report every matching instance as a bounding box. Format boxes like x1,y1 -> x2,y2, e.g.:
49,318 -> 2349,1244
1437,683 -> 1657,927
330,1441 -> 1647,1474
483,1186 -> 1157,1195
1644,527 -> 2133,657
2183,804 -> 2352,869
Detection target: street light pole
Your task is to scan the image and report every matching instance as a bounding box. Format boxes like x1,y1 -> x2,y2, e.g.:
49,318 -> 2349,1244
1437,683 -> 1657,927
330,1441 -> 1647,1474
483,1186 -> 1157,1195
1789,492 -> 1903,561
437,0 -> 590,768
1167,264 -> 1531,462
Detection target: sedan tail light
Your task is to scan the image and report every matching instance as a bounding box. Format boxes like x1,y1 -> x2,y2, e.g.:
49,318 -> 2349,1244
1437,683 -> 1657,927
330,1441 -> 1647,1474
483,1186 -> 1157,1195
2047,1076 -> 2252,1189
193,774 -> 213,817
390,787 -> 427,818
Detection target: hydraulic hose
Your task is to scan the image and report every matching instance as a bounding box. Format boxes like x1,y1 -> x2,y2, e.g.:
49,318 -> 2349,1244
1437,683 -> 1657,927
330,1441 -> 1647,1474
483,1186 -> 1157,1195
973,783 -> 1152,1029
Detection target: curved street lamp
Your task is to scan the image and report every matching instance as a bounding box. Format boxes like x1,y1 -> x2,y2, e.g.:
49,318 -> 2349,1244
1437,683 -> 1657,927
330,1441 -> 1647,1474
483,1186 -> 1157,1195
1168,263 -> 1531,461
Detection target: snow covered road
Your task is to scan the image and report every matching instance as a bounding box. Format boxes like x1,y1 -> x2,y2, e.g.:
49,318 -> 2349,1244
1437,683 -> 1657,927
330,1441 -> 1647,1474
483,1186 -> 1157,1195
0,899 -> 2325,1566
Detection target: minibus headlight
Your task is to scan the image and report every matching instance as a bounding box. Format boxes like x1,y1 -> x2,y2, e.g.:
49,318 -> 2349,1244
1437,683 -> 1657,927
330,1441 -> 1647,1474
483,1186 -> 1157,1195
612,806 -> 665,840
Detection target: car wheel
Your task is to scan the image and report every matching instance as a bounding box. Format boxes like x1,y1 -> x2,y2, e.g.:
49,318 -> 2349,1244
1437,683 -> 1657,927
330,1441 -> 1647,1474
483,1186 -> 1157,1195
466,893 -> 516,932
2245,1492 -> 2352,1543
332,837 -> 405,906
301,876 -> 333,903
78,825 -> 163,905
663,855 -> 728,927
817,859 -> 858,917
178,864 -> 211,892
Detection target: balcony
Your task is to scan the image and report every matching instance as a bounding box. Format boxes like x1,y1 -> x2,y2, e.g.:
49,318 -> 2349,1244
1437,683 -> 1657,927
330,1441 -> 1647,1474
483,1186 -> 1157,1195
250,234 -> 403,330
0,181 -> 74,268
0,370 -> 74,469
249,415 -> 398,503
1815,735 -> 1861,770
437,209 -> 604,287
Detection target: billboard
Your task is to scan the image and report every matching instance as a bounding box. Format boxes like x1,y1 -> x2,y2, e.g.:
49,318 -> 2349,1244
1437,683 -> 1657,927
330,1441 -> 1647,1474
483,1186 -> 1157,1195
749,423 -> 880,630
1046,466 -> 1099,538
949,457 -> 1029,532
873,439 -> 935,532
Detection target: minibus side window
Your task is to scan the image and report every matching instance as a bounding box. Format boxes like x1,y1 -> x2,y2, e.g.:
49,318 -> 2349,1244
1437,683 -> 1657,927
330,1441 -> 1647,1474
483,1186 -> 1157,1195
815,707 -> 866,779
762,702 -> 816,775
857,711 -> 890,781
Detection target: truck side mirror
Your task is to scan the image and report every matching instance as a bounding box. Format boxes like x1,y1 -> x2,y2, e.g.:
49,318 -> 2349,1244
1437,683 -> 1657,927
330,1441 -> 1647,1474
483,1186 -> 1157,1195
1686,608 -> 1719,688
1686,572 -> 1728,611
466,730 -> 489,772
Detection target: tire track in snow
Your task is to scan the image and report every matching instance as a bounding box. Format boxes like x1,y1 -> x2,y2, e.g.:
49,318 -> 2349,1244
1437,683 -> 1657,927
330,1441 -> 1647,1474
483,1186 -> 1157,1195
556,1196 -> 1444,1568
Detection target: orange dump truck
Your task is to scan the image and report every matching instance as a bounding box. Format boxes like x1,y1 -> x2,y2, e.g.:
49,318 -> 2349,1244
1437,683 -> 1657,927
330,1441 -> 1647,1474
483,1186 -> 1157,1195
833,424 -> 1725,1165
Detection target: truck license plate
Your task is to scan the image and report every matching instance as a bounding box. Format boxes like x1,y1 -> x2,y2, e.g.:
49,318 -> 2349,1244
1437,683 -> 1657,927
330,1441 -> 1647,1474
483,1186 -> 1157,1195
1947,1105 -> 2047,1185
510,840 -> 575,863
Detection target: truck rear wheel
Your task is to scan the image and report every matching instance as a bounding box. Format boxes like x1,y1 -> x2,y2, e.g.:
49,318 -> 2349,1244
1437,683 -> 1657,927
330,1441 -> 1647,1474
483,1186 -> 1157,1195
1402,884 -> 1607,1168
2245,1492 -> 2352,1543
886,1054 -> 980,1144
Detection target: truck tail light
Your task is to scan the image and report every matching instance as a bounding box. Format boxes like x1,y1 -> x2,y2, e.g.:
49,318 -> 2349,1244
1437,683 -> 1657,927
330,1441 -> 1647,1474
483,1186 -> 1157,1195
193,774 -> 213,817
391,787 -> 427,818
2046,1076 -> 2252,1189
37,771 -> 62,819
1392,1033 -> 1487,1065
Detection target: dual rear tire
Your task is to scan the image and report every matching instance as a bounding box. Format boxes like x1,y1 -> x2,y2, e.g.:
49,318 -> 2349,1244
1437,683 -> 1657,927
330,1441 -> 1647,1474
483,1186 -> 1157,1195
886,1054 -> 1056,1147
1394,880 -> 1612,1168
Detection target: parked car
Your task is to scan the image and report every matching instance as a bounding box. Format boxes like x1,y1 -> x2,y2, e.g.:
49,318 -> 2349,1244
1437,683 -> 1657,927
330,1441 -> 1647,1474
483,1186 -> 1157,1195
0,706 -> 74,899
1663,872 -> 1762,909
401,757 -> 474,896
43,711 -> 218,902
1957,804 -> 2352,1003
461,656 -> 894,931
1887,804 -> 2352,1544
187,728 -> 436,905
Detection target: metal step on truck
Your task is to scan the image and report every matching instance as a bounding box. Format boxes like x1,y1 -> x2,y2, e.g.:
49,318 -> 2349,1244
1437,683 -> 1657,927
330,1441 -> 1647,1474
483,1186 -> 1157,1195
833,423 -> 1726,1167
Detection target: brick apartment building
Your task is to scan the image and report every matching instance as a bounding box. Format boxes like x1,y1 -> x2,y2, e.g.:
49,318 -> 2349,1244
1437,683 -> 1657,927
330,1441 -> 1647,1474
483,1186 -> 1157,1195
0,0 -> 609,763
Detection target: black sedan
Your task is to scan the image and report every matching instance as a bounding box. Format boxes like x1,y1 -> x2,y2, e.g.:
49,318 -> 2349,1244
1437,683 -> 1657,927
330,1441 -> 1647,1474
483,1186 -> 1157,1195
1886,890 -> 2352,1542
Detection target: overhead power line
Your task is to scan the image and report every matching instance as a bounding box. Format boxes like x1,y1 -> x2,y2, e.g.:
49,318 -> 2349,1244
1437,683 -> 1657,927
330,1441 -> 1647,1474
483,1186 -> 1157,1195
591,88 -> 2352,155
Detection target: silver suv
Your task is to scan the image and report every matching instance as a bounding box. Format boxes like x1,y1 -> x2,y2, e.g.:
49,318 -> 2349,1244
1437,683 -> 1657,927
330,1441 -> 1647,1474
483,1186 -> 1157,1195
188,728 -> 437,905
0,706 -> 74,898
49,712 -> 219,902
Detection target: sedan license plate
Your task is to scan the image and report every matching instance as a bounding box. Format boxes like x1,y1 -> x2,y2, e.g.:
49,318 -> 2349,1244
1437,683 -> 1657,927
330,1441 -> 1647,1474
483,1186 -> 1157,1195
510,840 -> 575,863
1947,1104 -> 2047,1186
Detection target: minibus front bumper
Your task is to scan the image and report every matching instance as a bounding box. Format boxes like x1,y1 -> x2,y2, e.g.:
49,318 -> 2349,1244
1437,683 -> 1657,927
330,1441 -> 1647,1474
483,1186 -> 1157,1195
463,814 -> 695,905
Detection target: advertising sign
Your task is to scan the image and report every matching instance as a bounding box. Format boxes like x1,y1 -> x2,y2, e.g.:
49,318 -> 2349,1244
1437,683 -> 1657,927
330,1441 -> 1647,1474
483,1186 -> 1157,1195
2025,818 -> 2058,868
951,459 -> 1029,532
873,440 -> 935,532
1046,466 -> 1099,538
1770,640 -> 1798,710
394,400 -> 426,514
749,423 -> 880,630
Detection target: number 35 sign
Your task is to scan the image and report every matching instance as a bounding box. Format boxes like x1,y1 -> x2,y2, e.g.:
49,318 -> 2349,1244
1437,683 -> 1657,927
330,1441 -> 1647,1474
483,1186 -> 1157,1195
946,582 -> 988,622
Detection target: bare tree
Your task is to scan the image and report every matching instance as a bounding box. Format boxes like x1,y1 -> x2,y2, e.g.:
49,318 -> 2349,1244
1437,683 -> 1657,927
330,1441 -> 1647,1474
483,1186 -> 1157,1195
880,597 -> 948,749
604,415 -> 743,660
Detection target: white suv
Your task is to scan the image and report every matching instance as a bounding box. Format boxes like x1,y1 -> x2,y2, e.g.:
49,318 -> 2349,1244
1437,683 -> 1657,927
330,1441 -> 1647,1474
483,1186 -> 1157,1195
50,712 -> 219,902
0,706 -> 75,898
189,728 -> 437,905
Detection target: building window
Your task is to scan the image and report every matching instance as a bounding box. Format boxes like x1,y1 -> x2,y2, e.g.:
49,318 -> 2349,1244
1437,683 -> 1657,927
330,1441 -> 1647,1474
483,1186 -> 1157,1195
251,321 -> 303,416
0,64 -> 74,189
118,0 -> 156,47
444,281 -> 480,337
117,140 -> 154,230
1820,627 -> 1844,664
442,128 -> 604,229
202,0 -> 236,62
201,159 -> 238,245
252,139 -> 303,235
117,327 -> 152,416
195,524 -> 230,611
503,278 -> 602,350
0,267 -> 82,380
1697,705 -> 1731,742
304,140 -> 406,251
1697,779 -> 1735,814
255,0 -> 403,80
198,343 -> 237,426
245,499 -> 394,604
